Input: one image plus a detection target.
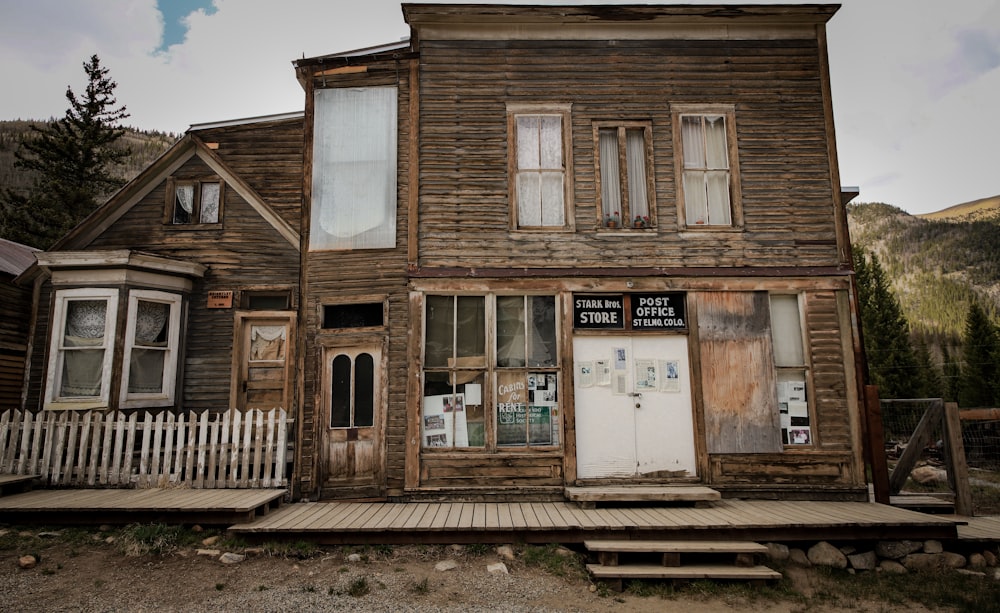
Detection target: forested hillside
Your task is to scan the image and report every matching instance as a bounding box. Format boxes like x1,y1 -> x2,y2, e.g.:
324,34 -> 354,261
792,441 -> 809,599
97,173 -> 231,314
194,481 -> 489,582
0,120 -> 178,203
848,200 -> 1000,343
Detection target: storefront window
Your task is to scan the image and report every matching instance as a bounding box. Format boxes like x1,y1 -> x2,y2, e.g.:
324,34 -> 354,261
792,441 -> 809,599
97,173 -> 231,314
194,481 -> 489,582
422,294 -> 559,451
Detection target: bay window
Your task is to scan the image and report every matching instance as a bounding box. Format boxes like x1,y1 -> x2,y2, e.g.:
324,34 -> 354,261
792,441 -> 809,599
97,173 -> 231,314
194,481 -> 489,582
120,290 -> 182,408
422,294 -> 560,451
46,288 -> 119,408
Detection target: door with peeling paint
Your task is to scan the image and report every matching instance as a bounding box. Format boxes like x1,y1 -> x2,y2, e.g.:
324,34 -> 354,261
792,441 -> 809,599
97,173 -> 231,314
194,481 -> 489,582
573,335 -> 697,480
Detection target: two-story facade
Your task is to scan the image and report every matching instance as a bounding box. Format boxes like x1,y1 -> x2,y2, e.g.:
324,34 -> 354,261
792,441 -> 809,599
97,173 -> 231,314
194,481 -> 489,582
294,3 -> 866,502
14,3 -> 865,503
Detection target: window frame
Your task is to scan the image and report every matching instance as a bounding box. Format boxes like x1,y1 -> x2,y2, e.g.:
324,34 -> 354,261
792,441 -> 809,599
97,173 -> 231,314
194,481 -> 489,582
164,176 -> 225,226
593,120 -> 656,230
328,348 -> 378,430
45,288 -> 120,410
119,290 -> 183,409
507,103 -> 574,232
672,104 -> 743,230
769,293 -> 816,448
421,293 -> 561,452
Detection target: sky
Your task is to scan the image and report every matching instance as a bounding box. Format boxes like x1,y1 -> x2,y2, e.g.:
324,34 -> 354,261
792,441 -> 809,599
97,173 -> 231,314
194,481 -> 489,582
1,0 -> 998,216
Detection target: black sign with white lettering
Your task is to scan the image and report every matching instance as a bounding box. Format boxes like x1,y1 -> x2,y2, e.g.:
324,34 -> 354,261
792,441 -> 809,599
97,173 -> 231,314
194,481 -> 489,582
573,295 -> 625,329
630,293 -> 687,330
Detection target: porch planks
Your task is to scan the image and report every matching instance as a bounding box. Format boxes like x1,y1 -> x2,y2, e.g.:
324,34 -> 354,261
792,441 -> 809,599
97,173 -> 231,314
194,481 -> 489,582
229,499 -> 960,544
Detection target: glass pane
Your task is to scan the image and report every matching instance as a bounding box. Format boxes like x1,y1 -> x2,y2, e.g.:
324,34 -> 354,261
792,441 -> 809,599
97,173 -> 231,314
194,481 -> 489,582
683,170 -> 708,225
173,185 -> 194,224
517,173 -> 542,226
516,116 -> 540,169
527,296 -> 557,367
354,353 -> 375,427
128,348 -> 165,394
200,182 -> 220,223
64,300 -> 107,342
704,115 -> 729,169
540,172 -> 565,226
497,296 -> 526,368
625,128 -> 649,220
599,128 -> 621,220
496,371 -> 528,447
421,371 -> 485,449
681,116 -> 705,169
60,349 -> 104,397
770,295 -> 805,366
424,295 -> 454,368
706,171 -> 732,225
250,326 -> 286,361
528,372 -> 558,446
539,116 -> 562,168
134,300 -> 168,346
330,354 -> 352,428
455,296 -> 485,363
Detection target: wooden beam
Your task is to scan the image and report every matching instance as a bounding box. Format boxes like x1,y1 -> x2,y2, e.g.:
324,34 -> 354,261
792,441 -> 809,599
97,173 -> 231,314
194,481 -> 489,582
864,385 -> 890,504
315,65 -> 368,77
888,399 -> 942,494
959,408 -> 1000,421
943,401 -> 973,516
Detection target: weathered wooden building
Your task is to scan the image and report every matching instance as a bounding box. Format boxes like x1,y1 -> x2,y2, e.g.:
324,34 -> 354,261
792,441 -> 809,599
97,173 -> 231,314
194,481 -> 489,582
293,3 -> 866,502
14,3 -> 866,503
0,238 -> 38,409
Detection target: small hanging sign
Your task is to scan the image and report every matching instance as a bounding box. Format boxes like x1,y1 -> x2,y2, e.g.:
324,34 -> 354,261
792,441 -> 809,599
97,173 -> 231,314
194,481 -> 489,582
207,290 -> 233,309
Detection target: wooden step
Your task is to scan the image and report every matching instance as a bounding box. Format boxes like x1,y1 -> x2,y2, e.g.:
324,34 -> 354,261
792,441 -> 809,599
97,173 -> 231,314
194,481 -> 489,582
584,540 -> 768,555
587,563 -> 782,581
565,485 -> 720,508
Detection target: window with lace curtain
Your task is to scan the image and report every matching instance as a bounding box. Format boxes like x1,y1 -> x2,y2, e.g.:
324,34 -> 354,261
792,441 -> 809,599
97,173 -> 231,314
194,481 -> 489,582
672,106 -> 743,229
120,290 -> 182,408
594,121 -> 655,229
166,177 -> 223,225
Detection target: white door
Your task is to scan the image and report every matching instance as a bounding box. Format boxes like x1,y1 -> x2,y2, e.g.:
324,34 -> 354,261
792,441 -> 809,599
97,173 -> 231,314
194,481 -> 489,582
574,335 -> 697,480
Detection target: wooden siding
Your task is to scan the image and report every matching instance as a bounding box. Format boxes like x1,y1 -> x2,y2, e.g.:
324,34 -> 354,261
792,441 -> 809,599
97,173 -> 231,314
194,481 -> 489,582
301,61 -> 412,496
415,39 -> 838,270
0,279 -> 31,409
803,290 -> 852,450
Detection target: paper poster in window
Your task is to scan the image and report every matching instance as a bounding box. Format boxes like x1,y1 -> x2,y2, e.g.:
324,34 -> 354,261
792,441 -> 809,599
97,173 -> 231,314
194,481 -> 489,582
614,347 -> 628,371
595,359 -> 612,386
576,361 -> 595,388
659,359 -> 681,392
634,359 -> 657,390
422,394 -> 469,447
789,427 -> 811,445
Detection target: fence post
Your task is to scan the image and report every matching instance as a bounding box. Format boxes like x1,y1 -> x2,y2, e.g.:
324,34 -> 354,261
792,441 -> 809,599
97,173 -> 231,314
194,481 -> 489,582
864,385 -> 890,504
943,401 -> 974,516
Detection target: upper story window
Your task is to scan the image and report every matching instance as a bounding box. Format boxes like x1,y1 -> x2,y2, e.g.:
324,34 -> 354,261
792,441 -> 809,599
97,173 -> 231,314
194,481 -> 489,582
673,105 -> 743,229
594,122 -> 655,229
508,104 -> 573,230
167,178 -> 223,225
311,86 -> 398,251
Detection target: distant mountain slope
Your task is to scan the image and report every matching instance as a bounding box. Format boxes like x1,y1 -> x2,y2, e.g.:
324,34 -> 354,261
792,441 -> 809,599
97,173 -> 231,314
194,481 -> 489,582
848,201 -> 1000,340
0,120 -> 178,198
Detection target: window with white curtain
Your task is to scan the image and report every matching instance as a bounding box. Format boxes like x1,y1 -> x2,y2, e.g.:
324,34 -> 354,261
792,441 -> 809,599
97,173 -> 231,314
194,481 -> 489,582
508,104 -> 572,229
595,122 -> 654,229
46,288 -> 119,407
674,107 -> 742,228
769,294 -> 813,447
311,86 -> 398,250
120,290 -> 182,408
167,178 -> 223,225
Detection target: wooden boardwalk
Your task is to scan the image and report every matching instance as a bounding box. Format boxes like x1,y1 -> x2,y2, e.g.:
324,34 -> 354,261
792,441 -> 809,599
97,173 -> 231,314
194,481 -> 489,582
228,499 -> 963,545
0,488 -> 285,525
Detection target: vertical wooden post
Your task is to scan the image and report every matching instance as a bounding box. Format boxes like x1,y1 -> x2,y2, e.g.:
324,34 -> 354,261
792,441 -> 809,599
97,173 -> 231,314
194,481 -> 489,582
943,401 -> 973,516
864,385 -> 890,504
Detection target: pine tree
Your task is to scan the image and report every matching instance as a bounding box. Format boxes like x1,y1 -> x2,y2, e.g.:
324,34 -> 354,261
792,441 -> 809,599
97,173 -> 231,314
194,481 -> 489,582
941,344 -> 962,402
912,338 -> 943,399
853,249 -> 922,398
958,300 -> 1000,408
0,55 -> 130,249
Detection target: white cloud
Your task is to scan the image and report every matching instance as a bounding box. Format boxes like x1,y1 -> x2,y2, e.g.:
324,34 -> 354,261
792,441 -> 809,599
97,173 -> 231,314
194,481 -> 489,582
0,0 -> 997,214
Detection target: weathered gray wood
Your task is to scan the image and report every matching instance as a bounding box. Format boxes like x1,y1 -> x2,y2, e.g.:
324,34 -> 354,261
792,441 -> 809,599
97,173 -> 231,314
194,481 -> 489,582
942,402 -> 973,516
888,400 -> 943,494
584,540 -> 768,554
586,563 -> 781,581
566,486 -> 720,504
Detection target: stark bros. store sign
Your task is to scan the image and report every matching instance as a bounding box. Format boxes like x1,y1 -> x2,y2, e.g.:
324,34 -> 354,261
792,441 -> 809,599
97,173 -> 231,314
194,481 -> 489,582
573,292 -> 687,331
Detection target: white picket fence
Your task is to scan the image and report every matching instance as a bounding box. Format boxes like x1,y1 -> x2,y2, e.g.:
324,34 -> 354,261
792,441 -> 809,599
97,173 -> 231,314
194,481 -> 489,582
0,408 -> 290,489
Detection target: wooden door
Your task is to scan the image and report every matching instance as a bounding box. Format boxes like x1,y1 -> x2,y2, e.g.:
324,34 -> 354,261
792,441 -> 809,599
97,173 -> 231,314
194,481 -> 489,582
321,344 -> 384,495
573,335 -> 697,480
232,313 -> 294,412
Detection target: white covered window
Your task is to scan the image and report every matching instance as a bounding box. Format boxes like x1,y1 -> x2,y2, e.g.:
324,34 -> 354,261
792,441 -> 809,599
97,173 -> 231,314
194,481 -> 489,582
508,104 -> 572,229
595,122 -> 654,229
674,106 -> 742,228
120,290 -> 182,408
168,178 -> 222,225
46,288 -> 119,408
311,86 -> 398,251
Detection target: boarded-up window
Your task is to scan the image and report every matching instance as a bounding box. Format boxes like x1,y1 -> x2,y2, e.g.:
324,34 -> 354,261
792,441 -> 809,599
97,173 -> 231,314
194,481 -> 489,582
311,86 -> 397,250
697,292 -> 783,454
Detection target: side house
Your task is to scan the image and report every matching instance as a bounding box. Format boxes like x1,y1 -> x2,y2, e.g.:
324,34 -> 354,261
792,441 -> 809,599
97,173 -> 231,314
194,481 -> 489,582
293,3 -> 865,502
0,238 -> 38,409
15,115 -> 304,488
